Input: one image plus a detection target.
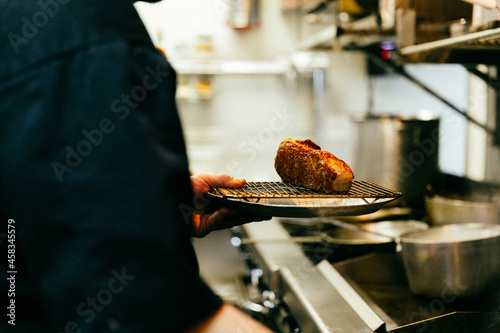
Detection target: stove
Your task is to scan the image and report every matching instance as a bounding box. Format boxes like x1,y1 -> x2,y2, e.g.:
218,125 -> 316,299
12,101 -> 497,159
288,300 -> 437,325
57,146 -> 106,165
231,218 -> 500,333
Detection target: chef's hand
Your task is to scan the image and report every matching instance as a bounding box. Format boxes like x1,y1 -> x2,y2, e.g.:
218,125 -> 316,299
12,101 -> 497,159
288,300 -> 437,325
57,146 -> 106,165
190,174 -> 271,238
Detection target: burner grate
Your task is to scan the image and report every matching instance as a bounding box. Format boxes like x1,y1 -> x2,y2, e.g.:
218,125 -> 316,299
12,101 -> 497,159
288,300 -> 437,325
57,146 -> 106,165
213,181 -> 401,199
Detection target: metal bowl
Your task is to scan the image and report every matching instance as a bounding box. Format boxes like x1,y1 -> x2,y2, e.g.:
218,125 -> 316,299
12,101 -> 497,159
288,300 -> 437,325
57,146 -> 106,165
425,194 -> 500,225
400,223 -> 500,297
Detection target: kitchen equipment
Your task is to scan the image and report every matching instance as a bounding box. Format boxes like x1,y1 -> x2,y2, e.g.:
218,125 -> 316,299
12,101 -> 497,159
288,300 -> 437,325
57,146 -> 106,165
279,217 -> 429,237
237,220 -> 500,332
462,0 -> 500,11
239,227 -> 395,248
400,223 -> 500,297
206,180 -> 401,217
320,226 -> 397,258
425,194 -> 500,225
413,0 -> 473,22
228,0 -> 260,30
269,218 -> 428,262
425,172 -> 500,225
325,218 -> 429,252
355,219 -> 429,238
350,113 -> 440,213
336,206 -> 414,222
330,219 -> 500,297
332,252 -> 500,332
276,218 -> 499,298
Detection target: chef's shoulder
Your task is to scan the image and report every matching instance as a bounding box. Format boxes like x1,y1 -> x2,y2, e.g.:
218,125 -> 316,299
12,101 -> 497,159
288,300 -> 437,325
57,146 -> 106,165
0,0 -> 151,80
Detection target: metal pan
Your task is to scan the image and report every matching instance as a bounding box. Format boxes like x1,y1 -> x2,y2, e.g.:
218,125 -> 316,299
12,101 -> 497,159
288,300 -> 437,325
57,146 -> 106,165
237,225 -> 398,262
241,218 -> 429,263
320,226 -> 398,260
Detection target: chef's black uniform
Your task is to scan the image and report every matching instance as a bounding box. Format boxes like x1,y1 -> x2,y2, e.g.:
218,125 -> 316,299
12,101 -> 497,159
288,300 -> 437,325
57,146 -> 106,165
0,0 -> 222,331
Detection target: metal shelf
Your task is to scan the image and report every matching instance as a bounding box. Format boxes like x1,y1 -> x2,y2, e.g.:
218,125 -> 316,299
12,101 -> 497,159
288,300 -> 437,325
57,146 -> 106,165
170,59 -> 292,75
399,27 -> 500,64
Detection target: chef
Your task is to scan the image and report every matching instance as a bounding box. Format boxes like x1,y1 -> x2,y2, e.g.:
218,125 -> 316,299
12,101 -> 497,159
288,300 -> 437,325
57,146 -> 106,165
0,0 -> 272,332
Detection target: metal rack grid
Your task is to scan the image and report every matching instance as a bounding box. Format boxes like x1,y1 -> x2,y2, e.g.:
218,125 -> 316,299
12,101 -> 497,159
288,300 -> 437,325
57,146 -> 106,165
212,180 -> 401,199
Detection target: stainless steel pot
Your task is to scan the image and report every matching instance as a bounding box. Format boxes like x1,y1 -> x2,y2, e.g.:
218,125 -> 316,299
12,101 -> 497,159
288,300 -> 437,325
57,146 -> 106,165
400,223 -> 500,297
351,113 -> 440,212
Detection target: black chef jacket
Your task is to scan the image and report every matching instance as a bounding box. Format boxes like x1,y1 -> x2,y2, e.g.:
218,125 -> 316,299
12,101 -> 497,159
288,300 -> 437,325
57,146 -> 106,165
0,0 -> 222,332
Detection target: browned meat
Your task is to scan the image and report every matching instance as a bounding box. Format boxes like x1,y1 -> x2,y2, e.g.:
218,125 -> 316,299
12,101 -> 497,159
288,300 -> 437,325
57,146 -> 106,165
274,138 -> 354,193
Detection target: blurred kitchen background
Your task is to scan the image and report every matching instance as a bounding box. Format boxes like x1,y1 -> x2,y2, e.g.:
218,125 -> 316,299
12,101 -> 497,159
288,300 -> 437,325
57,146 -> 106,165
133,1 -> 500,330
135,0 -> 499,183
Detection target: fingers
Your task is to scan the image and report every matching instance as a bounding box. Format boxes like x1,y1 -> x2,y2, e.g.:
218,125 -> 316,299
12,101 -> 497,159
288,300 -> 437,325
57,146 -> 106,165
192,174 -> 246,191
191,175 -> 212,194
205,174 -> 246,188
224,176 -> 246,188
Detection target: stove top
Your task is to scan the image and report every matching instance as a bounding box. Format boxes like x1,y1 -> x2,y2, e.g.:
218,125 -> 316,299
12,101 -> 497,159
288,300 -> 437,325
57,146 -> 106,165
236,218 -> 500,333
333,252 -> 500,332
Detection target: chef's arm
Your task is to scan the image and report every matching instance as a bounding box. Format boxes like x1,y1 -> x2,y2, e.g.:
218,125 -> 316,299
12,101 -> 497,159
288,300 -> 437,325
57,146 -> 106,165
186,303 -> 274,333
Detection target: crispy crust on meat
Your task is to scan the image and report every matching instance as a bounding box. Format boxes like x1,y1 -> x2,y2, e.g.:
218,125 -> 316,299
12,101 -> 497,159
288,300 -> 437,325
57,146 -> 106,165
274,138 -> 354,193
